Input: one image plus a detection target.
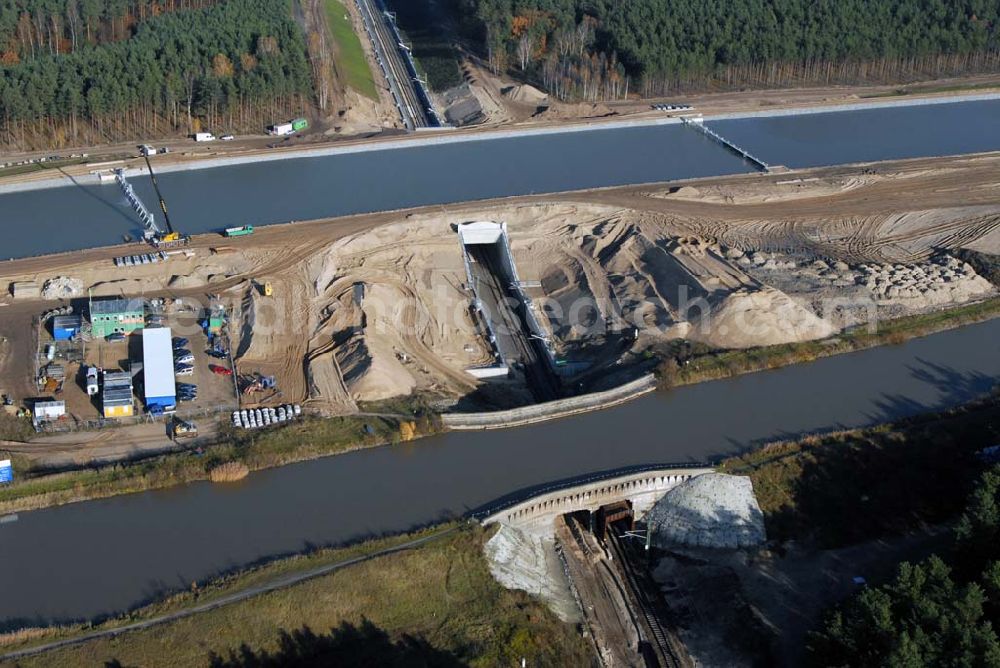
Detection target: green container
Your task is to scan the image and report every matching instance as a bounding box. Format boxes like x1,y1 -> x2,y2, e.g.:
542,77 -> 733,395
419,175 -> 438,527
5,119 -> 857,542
291,118 -> 309,131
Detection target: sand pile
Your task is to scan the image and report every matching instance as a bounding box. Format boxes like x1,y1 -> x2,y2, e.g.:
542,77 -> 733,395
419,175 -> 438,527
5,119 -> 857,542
660,174 -> 876,205
335,330 -> 416,401
502,84 -> 548,104
168,274 -> 206,289
41,277 -> 82,300
484,525 -> 578,622
646,473 -> 766,549
690,287 -> 835,348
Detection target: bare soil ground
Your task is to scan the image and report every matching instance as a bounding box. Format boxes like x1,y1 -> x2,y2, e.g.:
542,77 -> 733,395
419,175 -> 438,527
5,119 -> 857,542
0,153 -> 998,464
652,527 -> 950,667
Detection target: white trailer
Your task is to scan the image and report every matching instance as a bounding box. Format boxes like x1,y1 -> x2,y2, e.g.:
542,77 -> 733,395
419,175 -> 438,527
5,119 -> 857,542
269,123 -> 294,136
193,132 -> 216,142
33,400 -> 65,421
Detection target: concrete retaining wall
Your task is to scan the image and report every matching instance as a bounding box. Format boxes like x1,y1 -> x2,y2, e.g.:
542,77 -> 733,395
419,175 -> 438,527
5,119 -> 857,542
442,373 -> 656,430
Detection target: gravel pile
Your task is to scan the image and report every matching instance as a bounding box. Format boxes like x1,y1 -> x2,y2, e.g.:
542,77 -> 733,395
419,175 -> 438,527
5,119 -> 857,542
857,255 -> 993,305
646,473 -> 766,549
41,276 -> 83,300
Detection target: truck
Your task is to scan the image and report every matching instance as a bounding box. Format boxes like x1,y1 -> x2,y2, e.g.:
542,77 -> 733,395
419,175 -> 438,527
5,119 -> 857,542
85,367 -> 99,396
269,123 -> 294,136
224,225 -> 254,237
193,132 -> 216,142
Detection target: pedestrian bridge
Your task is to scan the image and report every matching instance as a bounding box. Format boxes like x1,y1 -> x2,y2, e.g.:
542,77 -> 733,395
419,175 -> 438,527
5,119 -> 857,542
479,466 -> 714,531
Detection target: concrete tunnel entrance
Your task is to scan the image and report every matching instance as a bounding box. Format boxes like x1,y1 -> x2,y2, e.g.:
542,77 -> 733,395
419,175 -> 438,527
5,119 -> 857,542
458,221 -> 561,402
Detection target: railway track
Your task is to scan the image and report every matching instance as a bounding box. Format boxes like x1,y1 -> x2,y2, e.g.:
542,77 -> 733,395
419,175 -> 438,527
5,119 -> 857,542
606,528 -> 688,668
468,244 -> 560,401
355,0 -> 430,130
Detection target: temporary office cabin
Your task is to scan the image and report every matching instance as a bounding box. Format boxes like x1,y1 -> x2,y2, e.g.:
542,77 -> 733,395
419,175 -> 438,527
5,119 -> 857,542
33,400 -> 65,421
52,314 -> 82,341
89,297 -> 145,338
102,370 -> 135,418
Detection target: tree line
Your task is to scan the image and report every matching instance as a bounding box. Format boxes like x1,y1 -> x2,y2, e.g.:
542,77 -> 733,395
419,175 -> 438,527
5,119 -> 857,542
810,465 -> 1000,665
456,0 -> 1000,100
0,0 -> 223,62
0,0 -> 312,147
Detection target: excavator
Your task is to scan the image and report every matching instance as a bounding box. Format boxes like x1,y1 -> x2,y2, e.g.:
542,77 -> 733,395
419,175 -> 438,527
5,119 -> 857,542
142,151 -> 190,247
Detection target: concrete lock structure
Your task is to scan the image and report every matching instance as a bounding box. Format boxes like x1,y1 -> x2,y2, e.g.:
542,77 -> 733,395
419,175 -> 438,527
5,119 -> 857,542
89,297 -> 145,339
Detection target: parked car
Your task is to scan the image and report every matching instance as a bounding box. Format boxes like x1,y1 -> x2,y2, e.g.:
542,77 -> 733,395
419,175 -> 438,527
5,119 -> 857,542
209,364 -> 233,376
221,134 -> 235,141
172,337 -> 189,348
206,348 -> 228,359
175,354 -> 194,365
175,366 -> 194,376
105,332 -> 126,343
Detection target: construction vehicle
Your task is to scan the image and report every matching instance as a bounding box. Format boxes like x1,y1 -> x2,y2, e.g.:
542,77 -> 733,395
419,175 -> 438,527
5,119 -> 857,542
142,152 -> 190,248
224,225 -> 254,237
85,367 -> 99,396
172,418 -> 198,438
263,281 -> 273,297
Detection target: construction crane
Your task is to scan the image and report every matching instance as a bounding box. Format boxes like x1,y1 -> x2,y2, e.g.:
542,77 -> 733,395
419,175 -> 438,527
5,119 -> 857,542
142,151 -> 189,246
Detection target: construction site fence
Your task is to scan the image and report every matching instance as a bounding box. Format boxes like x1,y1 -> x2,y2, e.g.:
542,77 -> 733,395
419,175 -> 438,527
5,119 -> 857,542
442,373 -> 656,430
34,403 -> 238,434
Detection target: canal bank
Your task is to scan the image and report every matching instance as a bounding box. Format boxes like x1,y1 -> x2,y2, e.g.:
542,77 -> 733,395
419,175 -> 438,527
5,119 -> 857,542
1,316 -> 998,624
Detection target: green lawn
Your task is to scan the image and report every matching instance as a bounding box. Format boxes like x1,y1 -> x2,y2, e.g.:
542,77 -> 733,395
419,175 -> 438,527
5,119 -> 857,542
8,525 -> 592,667
325,0 -> 378,99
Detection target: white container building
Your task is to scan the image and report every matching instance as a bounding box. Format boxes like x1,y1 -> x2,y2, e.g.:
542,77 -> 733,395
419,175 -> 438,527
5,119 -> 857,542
142,327 -> 176,411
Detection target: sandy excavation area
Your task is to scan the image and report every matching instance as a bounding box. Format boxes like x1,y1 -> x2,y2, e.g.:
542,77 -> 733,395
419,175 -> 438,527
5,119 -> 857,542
0,154 -> 998,419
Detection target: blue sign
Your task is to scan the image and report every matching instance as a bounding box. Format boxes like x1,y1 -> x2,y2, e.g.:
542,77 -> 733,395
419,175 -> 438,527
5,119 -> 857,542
0,459 -> 12,484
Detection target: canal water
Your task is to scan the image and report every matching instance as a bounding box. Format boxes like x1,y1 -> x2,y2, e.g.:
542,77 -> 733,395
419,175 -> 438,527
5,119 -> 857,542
1,97 -> 999,260
709,97 -> 1000,169
0,124 -> 750,260
2,317 -> 998,624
